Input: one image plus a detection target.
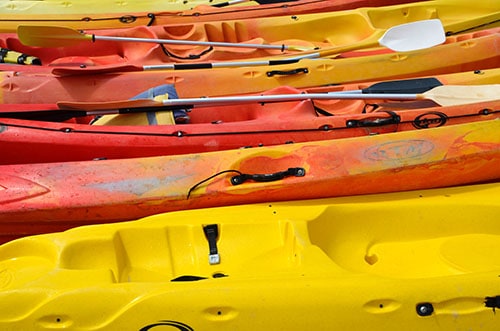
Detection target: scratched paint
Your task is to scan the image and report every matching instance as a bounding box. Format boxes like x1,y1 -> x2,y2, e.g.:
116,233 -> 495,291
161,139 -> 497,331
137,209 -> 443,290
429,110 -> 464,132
84,175 -> 191,197
364,140 -> 434,161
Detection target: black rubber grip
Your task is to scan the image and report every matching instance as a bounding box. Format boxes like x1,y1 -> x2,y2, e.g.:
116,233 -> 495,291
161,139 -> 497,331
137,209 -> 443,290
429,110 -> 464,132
173,63 -> 213,70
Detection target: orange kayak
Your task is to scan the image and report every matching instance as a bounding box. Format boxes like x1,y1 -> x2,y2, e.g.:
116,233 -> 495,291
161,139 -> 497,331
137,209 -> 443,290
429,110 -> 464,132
0,119 -> 499,243
1,28 -> 498,104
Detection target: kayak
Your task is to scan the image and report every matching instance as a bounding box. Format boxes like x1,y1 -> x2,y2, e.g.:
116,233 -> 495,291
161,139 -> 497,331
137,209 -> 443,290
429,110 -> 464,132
1,78 -> 499,165
0,182 -> 499,330
0,119 -> 498,243
1,29 -> 498,104
0,0 -> 421,32
1,1 -> 498,68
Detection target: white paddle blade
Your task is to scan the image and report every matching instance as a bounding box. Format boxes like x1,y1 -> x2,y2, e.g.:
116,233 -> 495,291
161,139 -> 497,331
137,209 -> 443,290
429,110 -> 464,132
378,19 -> 446,52
425,85 -> 500,107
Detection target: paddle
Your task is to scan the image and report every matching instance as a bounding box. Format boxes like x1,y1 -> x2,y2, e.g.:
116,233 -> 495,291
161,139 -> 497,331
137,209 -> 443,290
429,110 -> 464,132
20,19 -> 444,57
1,84 -> 496,122
49,19 -> 446,76
57,85 -> 500,110
17,25 -> 313,51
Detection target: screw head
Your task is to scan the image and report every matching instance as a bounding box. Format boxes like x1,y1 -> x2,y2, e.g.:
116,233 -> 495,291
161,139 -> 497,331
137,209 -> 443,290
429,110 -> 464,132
416,303 -> 434,316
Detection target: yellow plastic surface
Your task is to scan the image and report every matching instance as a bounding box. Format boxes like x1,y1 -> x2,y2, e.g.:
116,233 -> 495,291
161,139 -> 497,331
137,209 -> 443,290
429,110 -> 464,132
0,182 -> 499,329
0,0 -> 245,14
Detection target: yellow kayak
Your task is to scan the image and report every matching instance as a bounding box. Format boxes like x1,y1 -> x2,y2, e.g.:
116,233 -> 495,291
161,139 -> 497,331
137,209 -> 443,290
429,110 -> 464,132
0,182 -> 499,330
0,0 -> 420,32
0,0 -> 241,15
2,0 -> 499,68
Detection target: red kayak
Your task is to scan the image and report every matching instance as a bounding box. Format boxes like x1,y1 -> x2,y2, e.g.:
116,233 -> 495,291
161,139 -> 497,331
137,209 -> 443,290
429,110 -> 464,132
0,77 -> 499,165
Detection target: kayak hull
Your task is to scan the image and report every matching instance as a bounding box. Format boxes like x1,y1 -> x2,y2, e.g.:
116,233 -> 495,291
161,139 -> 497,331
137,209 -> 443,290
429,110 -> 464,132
0,119 -> 499,243
0,182 -> 499,329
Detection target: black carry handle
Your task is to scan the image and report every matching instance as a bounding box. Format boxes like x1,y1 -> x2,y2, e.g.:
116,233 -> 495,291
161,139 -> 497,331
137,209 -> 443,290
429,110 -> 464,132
345,111 -> 401,128
266,67 -> 308,77
231,167 -> 305,185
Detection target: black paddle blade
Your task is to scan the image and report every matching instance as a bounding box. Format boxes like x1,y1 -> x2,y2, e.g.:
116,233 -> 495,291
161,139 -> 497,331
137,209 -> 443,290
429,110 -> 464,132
361,77 -> 443,94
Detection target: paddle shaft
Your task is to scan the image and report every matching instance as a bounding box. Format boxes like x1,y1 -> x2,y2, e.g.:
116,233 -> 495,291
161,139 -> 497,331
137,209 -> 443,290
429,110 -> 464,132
57,84 -> 500,111
91,34 -> 304,51
0,93 -> 431,121
0,93 -> 417,121
114,92 -> 423,108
